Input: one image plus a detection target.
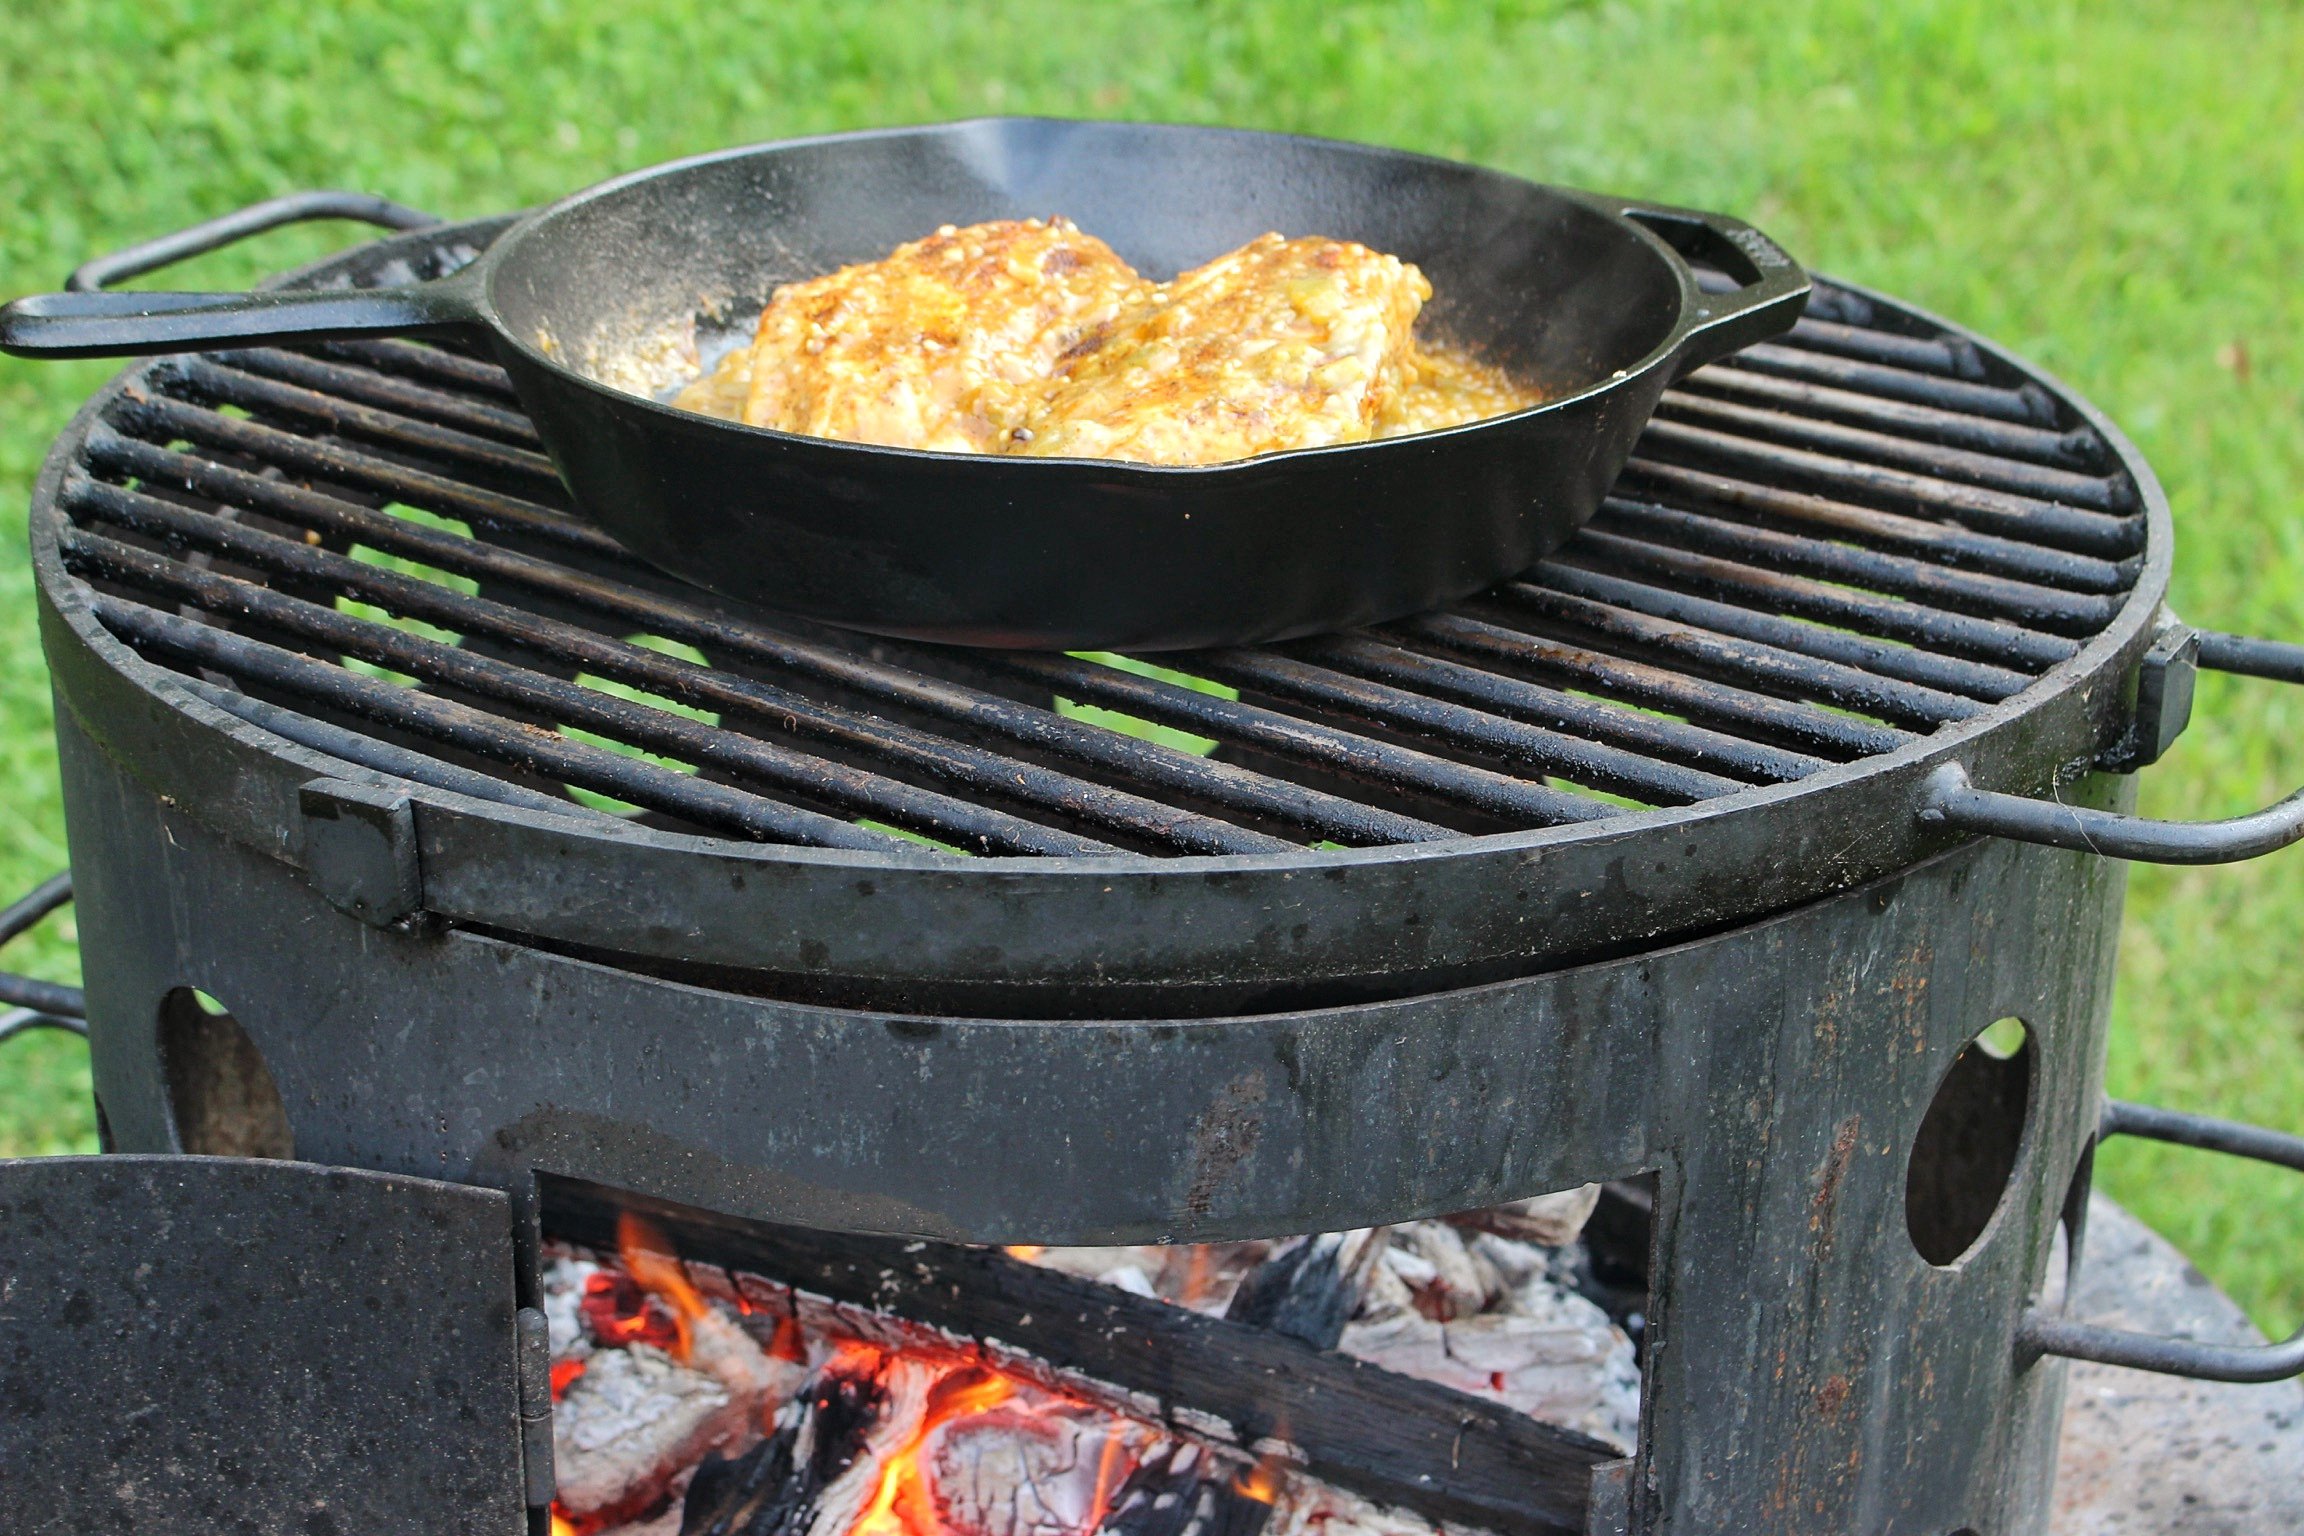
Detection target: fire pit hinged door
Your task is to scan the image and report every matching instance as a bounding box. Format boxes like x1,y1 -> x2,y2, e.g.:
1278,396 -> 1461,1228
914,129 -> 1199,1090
0,1154 -> 532,1535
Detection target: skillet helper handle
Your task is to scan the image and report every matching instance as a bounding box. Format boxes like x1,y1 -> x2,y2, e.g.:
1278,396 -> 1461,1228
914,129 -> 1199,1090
1,190 -> 478,360
1620,201 -> 1812,376
65,190 -> 440,293
2017,1100 -> 2304,1383
1917,628 -> 2304,863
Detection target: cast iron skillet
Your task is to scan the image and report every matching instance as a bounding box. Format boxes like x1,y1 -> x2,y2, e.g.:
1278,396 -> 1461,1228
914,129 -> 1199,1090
0,118 -> 1808,650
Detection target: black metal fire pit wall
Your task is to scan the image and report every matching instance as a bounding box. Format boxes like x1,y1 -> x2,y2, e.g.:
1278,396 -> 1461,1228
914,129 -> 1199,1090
58,703 -> 2125,1536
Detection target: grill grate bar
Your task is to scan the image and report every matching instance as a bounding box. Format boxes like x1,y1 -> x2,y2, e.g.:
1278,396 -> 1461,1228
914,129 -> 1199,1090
173,672 -> 610,819
80,427 -> 1458,846
65,525 -> 1129,857
1480,582 -> 1980,729
1723,343 -> 2055,425
314,338 -> 523,400
992,652 -> 1619,827
1597,498 -> 2122,637
1619,458 -> 2131,593
169,356 -> 563,490
1149,649 -> 1745,805
61,478 -> 1297,855
85,595 -> 895,852
1561,528 -> 2076,673
1785,316 -> 1984,377
213,347 -> 544,448
1675,365 -> 2101,470
1282,633 -> 1829,783
1521,561 -> 2029,702
1394,612 -> 1909,759
1636,417 -> 2144,558
1654,392 -> 2132,511
113,393 -> 618,560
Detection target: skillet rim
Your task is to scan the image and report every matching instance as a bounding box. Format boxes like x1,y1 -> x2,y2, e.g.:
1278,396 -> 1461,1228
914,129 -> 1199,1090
474,114 -> 1714,478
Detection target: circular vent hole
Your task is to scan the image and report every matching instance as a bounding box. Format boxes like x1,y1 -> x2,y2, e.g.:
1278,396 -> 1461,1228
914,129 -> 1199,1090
1906,1018 -> 2033,1267
159,987 -> 292,1159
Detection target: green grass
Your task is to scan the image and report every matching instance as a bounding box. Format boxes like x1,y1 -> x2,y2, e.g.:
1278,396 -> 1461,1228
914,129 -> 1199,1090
2,0 -> 2298,1330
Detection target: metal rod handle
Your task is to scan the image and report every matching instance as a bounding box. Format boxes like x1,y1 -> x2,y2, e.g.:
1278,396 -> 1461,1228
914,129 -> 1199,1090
0,1008 -> 87,1047
1919,761 -> 2304,863
2018,1099 -> 2304,1383
1917,625 -> 2304,863
66,190 -> 440,293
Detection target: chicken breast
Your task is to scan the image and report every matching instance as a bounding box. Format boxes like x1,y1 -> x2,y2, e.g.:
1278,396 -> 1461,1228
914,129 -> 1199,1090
703,218 -> 1147,453
1012,235 -> 1430,465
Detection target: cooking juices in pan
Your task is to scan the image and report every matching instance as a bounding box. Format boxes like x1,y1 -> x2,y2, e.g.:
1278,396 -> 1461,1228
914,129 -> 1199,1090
662,217 -> 1542,465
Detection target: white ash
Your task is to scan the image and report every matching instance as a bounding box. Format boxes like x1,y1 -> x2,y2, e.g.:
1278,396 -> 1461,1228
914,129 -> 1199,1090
540,1245 -> 799,1522
927,1402 -> 1160,1536
1342,1221 -> 1640,1450
553,1342 -> 737,1518
1267,1469 -> 1474,1536
541,1253 -> 601,1362
1446,1186 -> 1600,1248
1024,1244 -> 1273,1315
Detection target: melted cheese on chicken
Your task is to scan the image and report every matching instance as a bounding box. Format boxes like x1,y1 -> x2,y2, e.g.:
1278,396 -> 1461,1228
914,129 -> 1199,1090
677,218 -> 1146,453
1012,235 -> 1425,464
671,220 -> 1539,463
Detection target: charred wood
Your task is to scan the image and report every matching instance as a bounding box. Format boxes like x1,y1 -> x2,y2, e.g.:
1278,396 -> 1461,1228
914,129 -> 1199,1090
1099,1443 -> 1273,1536
1222,1228 -> 1387,1350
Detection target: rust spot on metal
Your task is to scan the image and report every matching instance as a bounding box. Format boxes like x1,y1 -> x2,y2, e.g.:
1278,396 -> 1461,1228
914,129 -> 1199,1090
1809,1115 -> 1862,1244
1183,1071 -> 1268,1220
1816,1373 -> 1850,1418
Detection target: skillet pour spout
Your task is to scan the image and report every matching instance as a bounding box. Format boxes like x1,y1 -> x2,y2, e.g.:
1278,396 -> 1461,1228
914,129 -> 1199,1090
0,118 -> 1808,650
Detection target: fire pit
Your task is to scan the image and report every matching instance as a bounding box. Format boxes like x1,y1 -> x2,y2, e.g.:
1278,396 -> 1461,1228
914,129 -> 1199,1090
2,196 -> 2301,1536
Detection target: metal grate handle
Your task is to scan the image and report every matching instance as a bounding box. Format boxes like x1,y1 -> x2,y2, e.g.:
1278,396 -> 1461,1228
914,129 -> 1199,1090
1918,629 -> 2304,863
0,871 -> 85,1045
2018,1099 -> 2304,1383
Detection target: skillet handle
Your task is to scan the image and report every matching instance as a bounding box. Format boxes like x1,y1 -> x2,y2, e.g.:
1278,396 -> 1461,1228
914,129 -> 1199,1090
3,190 -> 481,360
0,274 -> 484,360
1620,202 -> 1811,378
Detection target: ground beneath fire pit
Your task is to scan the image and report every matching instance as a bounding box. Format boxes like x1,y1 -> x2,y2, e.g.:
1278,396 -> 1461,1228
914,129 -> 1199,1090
2050,1196 -> 2304,1535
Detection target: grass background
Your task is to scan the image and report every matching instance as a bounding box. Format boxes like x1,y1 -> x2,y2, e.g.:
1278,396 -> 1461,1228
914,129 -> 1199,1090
0,1 -> 2297,1330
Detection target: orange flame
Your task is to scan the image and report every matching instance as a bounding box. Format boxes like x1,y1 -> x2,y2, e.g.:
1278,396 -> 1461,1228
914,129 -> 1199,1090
1179,1246 -> 1211,1309
617,1210 -> 710,1363
549,1512 -> 576,1536
1081,1426 -> 1130,1533
1003,1245 -> 1046,1260
1236,1425 -> 1292,1506
853,1365 -> 1020,1536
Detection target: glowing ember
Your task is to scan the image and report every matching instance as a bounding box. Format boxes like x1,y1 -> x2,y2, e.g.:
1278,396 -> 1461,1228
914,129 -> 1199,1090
550,1357 -> 588,1401
579,1270 -> 682,1354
